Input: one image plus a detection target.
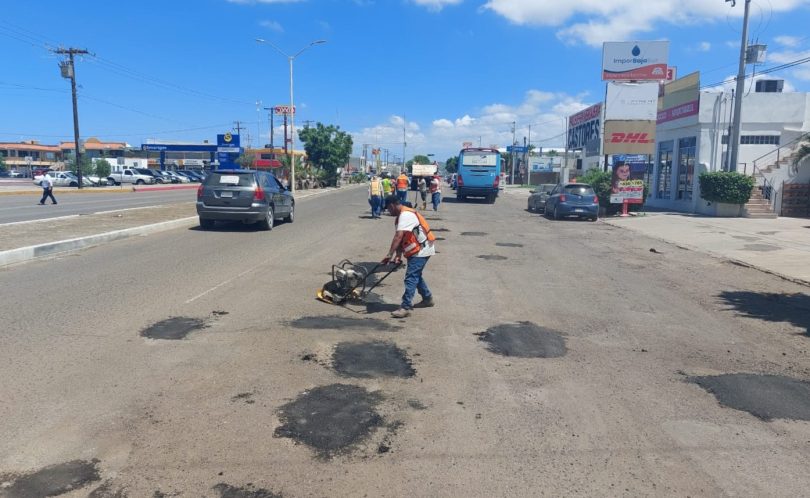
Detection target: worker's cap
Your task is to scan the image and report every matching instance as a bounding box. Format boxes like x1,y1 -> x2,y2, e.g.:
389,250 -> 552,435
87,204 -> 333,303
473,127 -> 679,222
383,195 -> 400,208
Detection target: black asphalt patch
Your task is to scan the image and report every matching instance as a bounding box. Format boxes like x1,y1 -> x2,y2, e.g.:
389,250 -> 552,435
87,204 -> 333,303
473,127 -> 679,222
408,399 -> 427,410
476,322 -> 567,358
231,392 -> 256,404
1,459 -> 101,497
140,317 -> 206,340
288,315 -> 399,331
435,237 -> 446,241
477,255 -> 508,261
691,373 -> 810,421
274,384 -> 384,457
432,228 -> 450,232
332,341 -> 416,378
496,242 -> 523,248
213,483 -> 282,498
461,232 -> 487,236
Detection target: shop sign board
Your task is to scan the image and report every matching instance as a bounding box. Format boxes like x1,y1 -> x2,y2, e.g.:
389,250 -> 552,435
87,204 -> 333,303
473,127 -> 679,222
567,103 -> 602,152
603,41 -> 669,81
606,82 -> 660,120
603,121 -> 656,155
609,154 -> 648,204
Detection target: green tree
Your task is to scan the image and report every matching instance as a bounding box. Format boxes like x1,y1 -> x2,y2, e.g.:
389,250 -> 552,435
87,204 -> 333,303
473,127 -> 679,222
298,122 -> 353,186
236,153 -> 256,169
94,158 -> 112,178
793,134 -> 810,168
444,156 -> 458,174
66,155 -> 94,176
0,155 -> 7,173
411,154 -> 432,166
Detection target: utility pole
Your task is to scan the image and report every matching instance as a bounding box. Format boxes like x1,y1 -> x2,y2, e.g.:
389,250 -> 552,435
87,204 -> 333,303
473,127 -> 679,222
55,47 -> 89,188
728,0 -> 752,173
233,121 -> 244,136
256,101 -> 262,148
510,121 -> 516,185
263,107 -> 274,150
402,117 -> 407,174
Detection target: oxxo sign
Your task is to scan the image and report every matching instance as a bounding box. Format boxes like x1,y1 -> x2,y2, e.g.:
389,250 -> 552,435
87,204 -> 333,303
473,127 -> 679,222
274,105 -> 296,115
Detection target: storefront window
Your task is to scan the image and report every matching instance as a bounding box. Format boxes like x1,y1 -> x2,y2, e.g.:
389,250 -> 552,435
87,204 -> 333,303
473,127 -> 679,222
677,137 -> 696,201
656,141 -> 673,200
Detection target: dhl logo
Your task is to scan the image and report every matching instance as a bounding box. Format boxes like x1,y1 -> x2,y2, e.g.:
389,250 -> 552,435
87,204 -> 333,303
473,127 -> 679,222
609,133 -> 654,144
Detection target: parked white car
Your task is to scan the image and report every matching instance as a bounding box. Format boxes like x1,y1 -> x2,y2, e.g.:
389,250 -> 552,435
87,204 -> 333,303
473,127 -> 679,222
33,171 -> 93,187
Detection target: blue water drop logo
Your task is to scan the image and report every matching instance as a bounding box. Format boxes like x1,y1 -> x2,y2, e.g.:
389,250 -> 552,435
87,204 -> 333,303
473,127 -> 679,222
632,45 -> 641,57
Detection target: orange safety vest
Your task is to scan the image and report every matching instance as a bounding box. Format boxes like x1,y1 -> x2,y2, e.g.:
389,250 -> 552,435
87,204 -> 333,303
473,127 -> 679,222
397,206 -> 436,258
396,175 -> 409,190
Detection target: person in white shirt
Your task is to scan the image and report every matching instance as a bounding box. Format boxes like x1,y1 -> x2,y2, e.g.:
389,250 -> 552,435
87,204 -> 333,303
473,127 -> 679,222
381,195 -> 436,318
429,174 -> 442,211
39,173 -> 57,205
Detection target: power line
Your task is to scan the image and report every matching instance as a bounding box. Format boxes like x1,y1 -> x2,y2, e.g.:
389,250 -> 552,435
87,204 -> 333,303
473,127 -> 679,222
701,55 -> 810,89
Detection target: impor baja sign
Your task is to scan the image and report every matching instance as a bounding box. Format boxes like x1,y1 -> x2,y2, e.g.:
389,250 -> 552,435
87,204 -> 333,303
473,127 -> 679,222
603,41 -> 669,81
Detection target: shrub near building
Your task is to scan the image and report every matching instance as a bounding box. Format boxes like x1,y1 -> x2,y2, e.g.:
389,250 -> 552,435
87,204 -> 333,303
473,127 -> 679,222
698,172 -> 755,205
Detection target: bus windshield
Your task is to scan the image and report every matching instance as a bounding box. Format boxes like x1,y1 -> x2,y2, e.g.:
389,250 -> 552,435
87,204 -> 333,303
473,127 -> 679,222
461,152 -> 498,167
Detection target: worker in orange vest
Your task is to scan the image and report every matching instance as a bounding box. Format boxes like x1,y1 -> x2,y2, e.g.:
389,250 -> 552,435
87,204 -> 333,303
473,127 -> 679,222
396,172 -> 409,204
382,195 -> 436,318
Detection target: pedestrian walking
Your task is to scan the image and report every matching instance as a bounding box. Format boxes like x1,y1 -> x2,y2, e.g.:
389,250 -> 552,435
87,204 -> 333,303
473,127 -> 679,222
396,172 -> 409,204
430,174 -> 442,211
368,174 -> 383,218
418,177 -> 428,210
39,173 -> 57,205
381,195 -> 436,319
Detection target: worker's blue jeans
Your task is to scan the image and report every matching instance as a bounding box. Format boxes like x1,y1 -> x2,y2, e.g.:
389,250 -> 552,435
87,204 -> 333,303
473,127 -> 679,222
401,256 -> 431,310
431,192 -> 441,211
370,195 -> 382,218
397,189 -> 408,203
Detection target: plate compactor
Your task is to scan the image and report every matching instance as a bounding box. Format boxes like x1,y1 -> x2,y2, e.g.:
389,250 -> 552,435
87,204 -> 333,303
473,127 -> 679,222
316,259 -> 400,305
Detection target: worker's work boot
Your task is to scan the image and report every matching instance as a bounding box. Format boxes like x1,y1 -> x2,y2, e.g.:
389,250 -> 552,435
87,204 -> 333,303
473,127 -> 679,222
391,308 -> 411,319
419,297 -> 435,308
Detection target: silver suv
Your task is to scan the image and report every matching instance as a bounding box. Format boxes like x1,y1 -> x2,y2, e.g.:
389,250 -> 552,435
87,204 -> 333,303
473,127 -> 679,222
196,170 -> 294,230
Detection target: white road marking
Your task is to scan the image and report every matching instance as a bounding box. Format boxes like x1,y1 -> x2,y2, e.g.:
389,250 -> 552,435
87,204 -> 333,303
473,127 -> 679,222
185,267 -> 256,304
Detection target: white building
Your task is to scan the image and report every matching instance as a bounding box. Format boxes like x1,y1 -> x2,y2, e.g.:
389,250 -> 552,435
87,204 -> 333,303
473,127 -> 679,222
648,84 -> 810,215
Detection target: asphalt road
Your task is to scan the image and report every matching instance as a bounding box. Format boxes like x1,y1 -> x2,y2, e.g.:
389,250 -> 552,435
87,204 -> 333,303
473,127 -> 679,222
0,189 -> 195,224
1,186 -> 809,497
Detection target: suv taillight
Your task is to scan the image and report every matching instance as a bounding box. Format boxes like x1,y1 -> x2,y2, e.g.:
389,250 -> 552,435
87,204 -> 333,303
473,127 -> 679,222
559,194 -> 567,202
254,185 -> 266,201
493,174 -> 500,188
593,196 -> 599,204
457,174 -> 463,186
196,184 -> 203,199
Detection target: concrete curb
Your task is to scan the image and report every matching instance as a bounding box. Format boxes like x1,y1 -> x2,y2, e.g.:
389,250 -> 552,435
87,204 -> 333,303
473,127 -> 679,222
603,219 -> 810,288
0,183 -> 362,268
0,217 -> 197,268
0,187 -> 135,196
132,184 -> 198,192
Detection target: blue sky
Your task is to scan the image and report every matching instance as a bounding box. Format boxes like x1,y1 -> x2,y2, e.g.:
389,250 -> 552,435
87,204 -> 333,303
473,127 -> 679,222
1,0 -> 809,160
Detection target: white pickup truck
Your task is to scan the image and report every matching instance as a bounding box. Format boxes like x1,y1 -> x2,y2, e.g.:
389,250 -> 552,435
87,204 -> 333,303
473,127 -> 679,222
107,168 -> 155,186
33,171 -> 92,187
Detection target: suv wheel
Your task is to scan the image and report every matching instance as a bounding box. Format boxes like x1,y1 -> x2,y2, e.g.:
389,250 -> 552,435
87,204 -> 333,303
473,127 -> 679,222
259,206 -> 274,231
284,204 -> 295,223
199,218 -> 214,230
135,179 -> 144,185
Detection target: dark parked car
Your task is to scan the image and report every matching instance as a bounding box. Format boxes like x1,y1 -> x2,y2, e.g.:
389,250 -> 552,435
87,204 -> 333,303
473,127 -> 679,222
543,183 -> 599,221
196,170 -> 294,230
527,184 -> 556,212
135,168 -> 164,184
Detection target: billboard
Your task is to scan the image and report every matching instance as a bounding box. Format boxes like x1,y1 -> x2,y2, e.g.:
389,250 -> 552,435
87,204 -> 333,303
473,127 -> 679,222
567,103 -> 602,153
603,121 -> 656,155
274,105 -> 296,115
603,41 -> 669,81
609,155 -> 648,204
606,82 -> 659,120
657,72 -> 700,126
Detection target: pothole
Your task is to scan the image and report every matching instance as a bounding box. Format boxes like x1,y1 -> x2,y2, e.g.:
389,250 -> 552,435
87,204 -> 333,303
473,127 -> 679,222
477,255 -> 508,261
461,232 -> 487,236
690,373 -> 810,421
495,242 -> 523,248
274,384 -> 384,457
332,341 -> 416,378
288,315 -> 399,331
140,317 -> 206,340
0,459 -> 101,497
476,322 -> 566,358
213,483 -> 282,498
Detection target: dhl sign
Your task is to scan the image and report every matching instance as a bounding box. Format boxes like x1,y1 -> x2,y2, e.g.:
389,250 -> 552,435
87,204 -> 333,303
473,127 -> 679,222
603,121 -> 656,154
609,133 -> 654,144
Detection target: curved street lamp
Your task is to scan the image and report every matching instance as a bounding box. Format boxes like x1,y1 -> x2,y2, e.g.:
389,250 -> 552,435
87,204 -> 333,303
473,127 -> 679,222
256,38 -> 327,192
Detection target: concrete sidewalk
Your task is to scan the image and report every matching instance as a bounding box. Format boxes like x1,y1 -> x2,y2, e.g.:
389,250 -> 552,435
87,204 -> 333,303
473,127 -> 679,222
0,185 -> 354,268
603,213 -> 810,285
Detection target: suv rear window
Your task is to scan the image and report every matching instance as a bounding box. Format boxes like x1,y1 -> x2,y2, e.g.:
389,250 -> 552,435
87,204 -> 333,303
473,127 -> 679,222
564,185 -> 595,195
207,172 -> 254,187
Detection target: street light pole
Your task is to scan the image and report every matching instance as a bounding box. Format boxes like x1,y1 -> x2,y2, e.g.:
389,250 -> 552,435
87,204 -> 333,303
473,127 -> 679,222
256,38 -> 326,192
728,0 -> 752,173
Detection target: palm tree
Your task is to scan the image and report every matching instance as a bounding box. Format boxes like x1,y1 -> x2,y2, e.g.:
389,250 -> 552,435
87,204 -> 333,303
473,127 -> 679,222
792,133 -> 810,167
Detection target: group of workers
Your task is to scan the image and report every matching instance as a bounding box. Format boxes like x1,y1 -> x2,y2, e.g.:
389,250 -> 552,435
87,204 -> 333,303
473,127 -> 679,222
367,171 -> 442,319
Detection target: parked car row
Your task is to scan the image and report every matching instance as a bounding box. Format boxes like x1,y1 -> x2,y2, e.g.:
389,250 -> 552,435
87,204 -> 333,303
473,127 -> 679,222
528,183 -> 599,221
28,168 -> 209,187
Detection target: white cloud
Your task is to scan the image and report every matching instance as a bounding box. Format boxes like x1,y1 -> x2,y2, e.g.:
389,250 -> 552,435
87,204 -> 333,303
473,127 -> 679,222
351,89 -> 592,159
775,35 -> 803,48
699,42 -> 712,52
410,0 -> 463,12
482,0 -> 810,47
259,20 -> 284,33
